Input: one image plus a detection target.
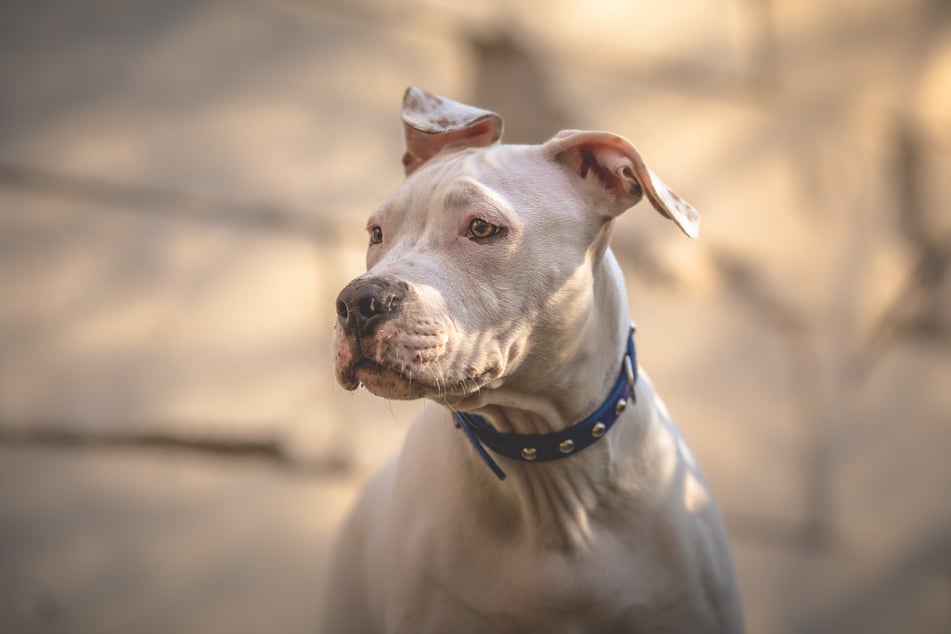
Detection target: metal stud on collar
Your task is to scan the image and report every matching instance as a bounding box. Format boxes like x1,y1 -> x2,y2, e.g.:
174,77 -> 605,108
559,439 -> 575,454
521,447 -> 537,461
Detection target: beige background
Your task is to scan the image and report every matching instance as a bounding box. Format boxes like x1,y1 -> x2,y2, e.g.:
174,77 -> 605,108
1,0 -> 950,632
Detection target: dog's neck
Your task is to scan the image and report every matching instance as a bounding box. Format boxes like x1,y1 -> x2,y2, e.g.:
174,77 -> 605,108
451,249 -> 643,550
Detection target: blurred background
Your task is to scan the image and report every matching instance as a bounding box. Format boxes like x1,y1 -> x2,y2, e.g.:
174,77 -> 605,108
1,0 -> 949,632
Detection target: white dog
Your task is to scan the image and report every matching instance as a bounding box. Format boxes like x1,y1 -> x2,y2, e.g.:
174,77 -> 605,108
322,87 -> 744,633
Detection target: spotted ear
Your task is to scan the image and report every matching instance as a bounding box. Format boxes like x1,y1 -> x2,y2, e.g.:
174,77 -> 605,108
401,87 -> 504,176
547,130 -> 700,238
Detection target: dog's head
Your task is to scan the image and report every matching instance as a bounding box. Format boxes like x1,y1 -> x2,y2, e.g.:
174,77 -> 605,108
334,87 -> 698,404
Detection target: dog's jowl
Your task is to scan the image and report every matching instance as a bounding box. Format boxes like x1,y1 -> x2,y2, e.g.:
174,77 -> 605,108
322,87 -> 744,634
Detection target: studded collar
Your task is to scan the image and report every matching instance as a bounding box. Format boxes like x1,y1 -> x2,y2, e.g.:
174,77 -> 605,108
452,323 -> 638,481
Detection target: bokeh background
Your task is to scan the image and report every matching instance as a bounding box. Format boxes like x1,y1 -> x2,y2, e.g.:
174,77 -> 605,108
1,0 -> 950,632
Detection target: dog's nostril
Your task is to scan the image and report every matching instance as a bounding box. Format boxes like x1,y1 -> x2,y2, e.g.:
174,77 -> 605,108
335,299 -> 350,321
357,295 -> 381,319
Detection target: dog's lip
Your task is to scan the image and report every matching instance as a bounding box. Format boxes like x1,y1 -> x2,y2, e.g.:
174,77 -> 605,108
352,357 -> 439,390
349,358 -> 425,400
348,356 -> 494,399
351,357 -> 393,377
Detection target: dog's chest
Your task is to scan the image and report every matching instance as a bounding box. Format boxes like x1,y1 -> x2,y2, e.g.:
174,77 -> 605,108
386,515 -> 680,633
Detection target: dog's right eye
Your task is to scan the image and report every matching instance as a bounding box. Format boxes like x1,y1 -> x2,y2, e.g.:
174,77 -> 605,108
369,226 -> 383,245
467,218 -> 501,240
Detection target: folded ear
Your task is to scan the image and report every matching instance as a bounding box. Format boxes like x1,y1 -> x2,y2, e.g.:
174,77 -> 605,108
400,87 -> 504,176
546,130 -> 700,238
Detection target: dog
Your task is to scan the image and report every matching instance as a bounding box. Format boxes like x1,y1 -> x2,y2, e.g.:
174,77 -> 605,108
322,87 -> 744,633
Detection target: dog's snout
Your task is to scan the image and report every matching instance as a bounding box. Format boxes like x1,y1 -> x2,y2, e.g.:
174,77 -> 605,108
335,277 -> 407,338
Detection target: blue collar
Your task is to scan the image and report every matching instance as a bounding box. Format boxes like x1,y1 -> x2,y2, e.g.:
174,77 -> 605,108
452,323 -> 638,481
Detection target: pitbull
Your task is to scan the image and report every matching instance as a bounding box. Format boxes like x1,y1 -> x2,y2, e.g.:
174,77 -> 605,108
322,87 -> 744,633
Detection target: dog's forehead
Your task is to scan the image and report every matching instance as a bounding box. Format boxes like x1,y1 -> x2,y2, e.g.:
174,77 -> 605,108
384,144 -> 563,219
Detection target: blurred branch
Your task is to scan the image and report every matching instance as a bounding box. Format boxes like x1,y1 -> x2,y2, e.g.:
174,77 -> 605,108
0,161 -> 338,243
0,425 -> 352,476
846,232 -> 951,382
711,248 -> 808,334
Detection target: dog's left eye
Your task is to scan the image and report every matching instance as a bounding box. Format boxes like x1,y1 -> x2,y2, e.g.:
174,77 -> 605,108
468,218 -> 500,240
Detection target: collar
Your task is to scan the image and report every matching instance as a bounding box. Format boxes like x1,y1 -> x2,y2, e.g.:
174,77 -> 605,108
452,322 -> 638,481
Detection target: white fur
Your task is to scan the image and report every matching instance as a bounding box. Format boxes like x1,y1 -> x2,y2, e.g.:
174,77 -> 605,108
324,100 -> 744,633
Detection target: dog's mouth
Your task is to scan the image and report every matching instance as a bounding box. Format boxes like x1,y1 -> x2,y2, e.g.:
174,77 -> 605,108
346,358 -> 430,400
337,353 -> 497,402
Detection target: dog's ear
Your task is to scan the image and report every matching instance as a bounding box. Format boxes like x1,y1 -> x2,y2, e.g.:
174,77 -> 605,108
401,87 -> 504,176
547,130 -> 700,238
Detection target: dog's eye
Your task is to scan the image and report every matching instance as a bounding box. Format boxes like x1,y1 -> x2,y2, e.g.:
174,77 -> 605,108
369,226 -> 383,245
468,218 -> 500,240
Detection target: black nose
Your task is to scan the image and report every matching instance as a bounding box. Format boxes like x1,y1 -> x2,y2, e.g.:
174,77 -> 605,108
335,277 -> 408,338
